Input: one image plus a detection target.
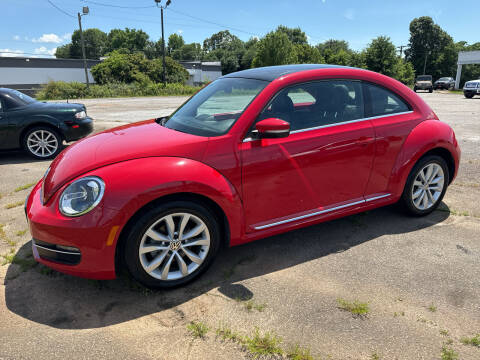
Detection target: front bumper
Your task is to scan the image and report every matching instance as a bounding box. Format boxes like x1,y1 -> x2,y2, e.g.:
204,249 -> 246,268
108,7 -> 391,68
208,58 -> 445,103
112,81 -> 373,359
434,83 -> 452,89
463,88 -> 480,95
62,117 -> 94,142
415,84 -> 433,90
26,181 -> 122,280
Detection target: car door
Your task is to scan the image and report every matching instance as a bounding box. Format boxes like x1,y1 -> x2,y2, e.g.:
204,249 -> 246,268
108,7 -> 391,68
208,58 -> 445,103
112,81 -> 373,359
240,80 -> 375,231
361,82 -> 418,197
0,97 -> 7,149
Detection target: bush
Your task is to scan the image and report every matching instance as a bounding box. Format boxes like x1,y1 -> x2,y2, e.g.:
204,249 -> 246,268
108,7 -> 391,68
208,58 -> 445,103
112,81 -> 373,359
36,80 -> 200,100
90,51 -> 188,85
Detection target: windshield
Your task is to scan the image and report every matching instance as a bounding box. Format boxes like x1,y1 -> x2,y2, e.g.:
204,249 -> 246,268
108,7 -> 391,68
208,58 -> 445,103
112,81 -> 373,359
165,78 -> 268,137
6,89 -> 37,105
417,75 -> 432,81
438,77 -> 451,81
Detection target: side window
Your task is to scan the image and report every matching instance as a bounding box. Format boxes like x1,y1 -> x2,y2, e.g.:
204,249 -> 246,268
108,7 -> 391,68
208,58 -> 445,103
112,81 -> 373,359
256,80 -> 364,132
364,83 -> 411,117
2,94 -> 19,110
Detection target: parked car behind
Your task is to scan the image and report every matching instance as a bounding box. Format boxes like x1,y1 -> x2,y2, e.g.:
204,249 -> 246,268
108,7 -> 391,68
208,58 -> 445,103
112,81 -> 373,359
463,79 -> 480,98
0,88 -> 93,159
434,77 -> 455,90
26,64 -> 460,289
414,75 -> 433,92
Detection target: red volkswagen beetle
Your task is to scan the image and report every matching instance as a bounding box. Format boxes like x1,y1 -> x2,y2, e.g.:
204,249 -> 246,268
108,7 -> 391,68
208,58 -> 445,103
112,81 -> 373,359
26,65 -> 460,288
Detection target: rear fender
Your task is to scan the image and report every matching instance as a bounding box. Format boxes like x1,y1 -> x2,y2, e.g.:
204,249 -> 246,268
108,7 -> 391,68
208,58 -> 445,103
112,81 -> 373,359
389,120 -> 460,197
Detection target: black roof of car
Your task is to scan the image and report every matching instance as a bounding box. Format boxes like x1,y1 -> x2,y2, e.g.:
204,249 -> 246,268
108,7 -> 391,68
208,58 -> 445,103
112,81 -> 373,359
223,64 -> 350,81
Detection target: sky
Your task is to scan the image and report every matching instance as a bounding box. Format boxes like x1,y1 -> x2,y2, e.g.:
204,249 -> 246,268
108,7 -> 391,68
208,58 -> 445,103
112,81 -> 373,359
1,0 -> 479,58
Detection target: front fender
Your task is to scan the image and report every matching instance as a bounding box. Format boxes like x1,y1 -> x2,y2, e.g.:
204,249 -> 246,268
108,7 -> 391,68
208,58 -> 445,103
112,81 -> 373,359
389,120 -> 460,197
90,157 -> 244,246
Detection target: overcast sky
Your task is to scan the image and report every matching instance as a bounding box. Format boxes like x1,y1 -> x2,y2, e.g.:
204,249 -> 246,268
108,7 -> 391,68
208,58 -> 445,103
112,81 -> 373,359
1,0 -> 478,57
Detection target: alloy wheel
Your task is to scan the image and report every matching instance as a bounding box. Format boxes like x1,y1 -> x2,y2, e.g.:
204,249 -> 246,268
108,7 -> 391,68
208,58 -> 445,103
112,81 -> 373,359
411,163 -> 445,211
26,130 -> 59,158
139,212 -> 211,281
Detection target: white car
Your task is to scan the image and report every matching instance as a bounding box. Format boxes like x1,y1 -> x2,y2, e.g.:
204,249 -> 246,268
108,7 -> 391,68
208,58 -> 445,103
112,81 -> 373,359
463,79 -> 480,98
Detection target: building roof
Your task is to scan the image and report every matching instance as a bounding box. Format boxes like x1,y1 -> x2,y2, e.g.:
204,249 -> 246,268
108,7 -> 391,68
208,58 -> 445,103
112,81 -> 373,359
0,56 -> 101,68
223,64 -> 350,81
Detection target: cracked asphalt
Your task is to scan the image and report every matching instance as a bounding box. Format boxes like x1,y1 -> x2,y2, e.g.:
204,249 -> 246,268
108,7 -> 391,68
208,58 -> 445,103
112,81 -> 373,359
0,92 -> 479,360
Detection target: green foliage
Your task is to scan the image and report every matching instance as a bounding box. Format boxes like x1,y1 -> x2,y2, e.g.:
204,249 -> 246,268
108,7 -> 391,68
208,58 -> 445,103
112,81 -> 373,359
36,81 -> 199,100
56,28 -> 107,59
107,28 -> 149,53
253,30 -> 297,67
460,334 -> 480,347
440,345 -> 458,360
405,16 -> 457,78
337,298 -> 369,316
203,30 -> 246,74
187,321 -> 209,339
244,328 -> 283,358
287,344 -> 314,360
90,51 -> 188,85
168,33 -> 185,54
276,25 -> 308,45
317,39 -> 354,65
295,44 -> 324,64
364,36 -> 398,77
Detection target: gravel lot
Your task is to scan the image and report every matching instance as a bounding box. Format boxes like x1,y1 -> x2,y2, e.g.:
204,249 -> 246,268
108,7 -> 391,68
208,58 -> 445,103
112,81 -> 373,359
0,92 -> 479,360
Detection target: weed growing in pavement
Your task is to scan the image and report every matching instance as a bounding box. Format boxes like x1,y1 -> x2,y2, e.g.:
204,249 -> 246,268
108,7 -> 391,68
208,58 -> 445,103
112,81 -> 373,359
440,345 -> 458,360
370,352 -> 381,360
216,324 -> 244,343
187,321 -> 209,339
286,344 -> 314,360
234,297 -> 266,312
15,229 -> 27,237
428,304 -> 437,312
14,183 -> 36,192
440,329 -> 449,336
337,298 -> 369,317
1,252 -> 37,271
244,327 -> 283,358
5,201 -> 25,209
460,334 -> 480,347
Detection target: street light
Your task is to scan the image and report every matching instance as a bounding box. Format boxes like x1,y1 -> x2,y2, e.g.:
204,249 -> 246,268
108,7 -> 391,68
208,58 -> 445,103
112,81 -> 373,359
154,0 -> 171,86
78,6 -> 90,87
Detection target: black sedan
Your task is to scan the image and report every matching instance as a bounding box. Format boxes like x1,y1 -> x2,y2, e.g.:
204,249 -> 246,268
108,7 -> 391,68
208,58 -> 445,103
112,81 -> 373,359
0,88 -> 93,159
434,77 -> 455,90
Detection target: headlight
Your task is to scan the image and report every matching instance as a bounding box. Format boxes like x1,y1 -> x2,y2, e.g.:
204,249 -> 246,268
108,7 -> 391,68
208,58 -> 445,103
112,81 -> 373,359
75,111 -> 87,119
59,176 -> 105,217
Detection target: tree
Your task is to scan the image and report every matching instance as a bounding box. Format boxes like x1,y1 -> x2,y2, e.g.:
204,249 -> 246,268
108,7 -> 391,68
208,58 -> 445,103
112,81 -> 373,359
168,33 -> 185,55
252,31 -> 297,67
364,36 -> 398,77
144,39 -> 164,59
107,28 -> 149,53
405,16 -> 456,78
240,37 -> 258,69
67,28 -> 107,59
294,44 -> 324,64
55,44 -> 72,59
203,30 -> 245,74
171,43 -> 202,61
276,25 -> 308,45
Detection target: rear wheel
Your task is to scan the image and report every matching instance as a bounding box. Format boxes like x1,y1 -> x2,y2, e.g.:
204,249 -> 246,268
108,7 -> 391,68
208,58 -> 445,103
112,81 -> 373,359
124,201 -> 221,289
464,92 -> 474,99
399,155 -> 449,216
429,87 -> 433,93
23,126 -> 62,159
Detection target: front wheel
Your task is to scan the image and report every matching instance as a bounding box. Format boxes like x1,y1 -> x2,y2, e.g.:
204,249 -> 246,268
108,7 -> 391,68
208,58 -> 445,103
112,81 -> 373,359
429,88 -> 433,93
399,155 -> 449,216
413,87 -> 417,92
23,126 -> 62,159
124,201 -> 221,289
464,92 -> 474,99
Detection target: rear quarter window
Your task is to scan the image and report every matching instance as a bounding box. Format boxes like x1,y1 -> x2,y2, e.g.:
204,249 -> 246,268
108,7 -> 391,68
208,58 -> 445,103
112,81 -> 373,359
363,83 -> 411,118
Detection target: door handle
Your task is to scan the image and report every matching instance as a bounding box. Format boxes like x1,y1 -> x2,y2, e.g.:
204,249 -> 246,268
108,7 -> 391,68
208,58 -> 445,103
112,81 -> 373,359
356,136 -> 374,147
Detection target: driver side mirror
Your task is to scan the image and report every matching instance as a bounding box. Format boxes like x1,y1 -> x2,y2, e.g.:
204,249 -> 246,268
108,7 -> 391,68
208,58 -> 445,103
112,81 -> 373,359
255,118 -> 290,139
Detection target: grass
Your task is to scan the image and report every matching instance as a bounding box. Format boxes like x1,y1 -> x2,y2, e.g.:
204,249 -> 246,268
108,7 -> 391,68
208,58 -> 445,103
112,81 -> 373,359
393,311 -> 405,317
440,329 -> 449,336
15,230 -> 27,237
337,298 -> 369,317
216,325 -> 244,343
428,304 -> 437,312
14,182 -> 36,192
235,297 -> 266,312
460,334 -> 480,347
1,251 -> 37,271
186,321 -> 209,339
5,200 -> 25,209
370,353 -> 381,360
440,345 -> 459,360
244,328 -> 283,358
286,344 -> 314,360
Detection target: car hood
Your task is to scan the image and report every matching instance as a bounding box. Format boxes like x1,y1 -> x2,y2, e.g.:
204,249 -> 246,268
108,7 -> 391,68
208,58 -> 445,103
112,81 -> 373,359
42,119 -> 209,202
32,101 -> 85,113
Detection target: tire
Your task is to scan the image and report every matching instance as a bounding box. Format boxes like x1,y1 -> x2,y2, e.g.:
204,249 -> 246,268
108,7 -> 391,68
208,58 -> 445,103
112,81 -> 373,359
23,126 -> 62,159
399,155 -> 449,217
124,201 -> 221,289
464,92 -> 474,99
413,87 -> 417,92
429,88 -> 433,93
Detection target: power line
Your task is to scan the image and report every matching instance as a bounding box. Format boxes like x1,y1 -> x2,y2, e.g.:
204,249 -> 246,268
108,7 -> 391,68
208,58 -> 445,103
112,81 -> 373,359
46,0 -> 76,18
81,0 -> 155,9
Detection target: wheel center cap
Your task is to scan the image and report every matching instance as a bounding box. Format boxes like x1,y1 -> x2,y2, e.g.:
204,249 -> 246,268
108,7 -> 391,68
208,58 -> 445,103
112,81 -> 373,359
170,240 -> 181,251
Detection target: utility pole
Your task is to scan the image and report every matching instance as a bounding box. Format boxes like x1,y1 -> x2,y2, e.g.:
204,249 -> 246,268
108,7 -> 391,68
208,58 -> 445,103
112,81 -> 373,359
397,45 -> 406,58
78,7 -> 90,87
155,0 -> 171,86
423,50 -> 430,75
